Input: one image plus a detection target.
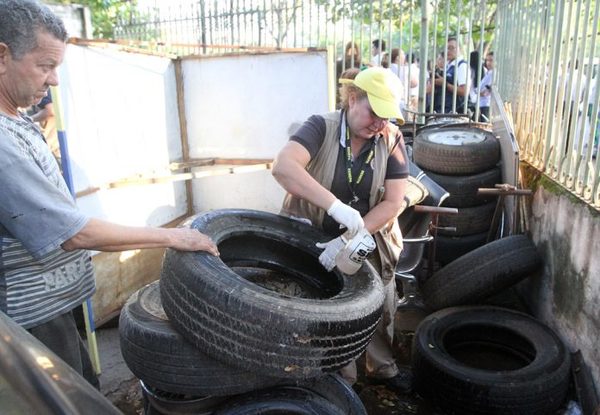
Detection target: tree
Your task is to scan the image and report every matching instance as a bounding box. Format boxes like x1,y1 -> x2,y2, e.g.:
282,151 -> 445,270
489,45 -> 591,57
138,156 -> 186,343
315,0 -> 497,54
48,0 -> 141,39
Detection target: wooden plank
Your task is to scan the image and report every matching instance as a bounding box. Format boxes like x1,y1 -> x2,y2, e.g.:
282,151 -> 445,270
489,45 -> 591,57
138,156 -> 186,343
169,158 -> 273,170
91,248 -> 164,326
75,161 -> 273,198
89,213 -> 188,325
174,58 -> 194,217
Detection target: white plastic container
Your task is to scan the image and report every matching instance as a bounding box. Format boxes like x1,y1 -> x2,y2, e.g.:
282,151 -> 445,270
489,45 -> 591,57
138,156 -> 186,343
335,228 -> 376,275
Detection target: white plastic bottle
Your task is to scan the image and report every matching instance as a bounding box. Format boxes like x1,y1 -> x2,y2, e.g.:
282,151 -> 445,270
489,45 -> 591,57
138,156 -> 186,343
335,228 -> 376,275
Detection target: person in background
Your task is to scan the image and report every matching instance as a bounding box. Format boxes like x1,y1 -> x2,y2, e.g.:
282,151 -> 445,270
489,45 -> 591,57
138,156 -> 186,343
407,52 -> 420,113
432,38 -> 469,113
371,39 -> 387,67
468,50 -> 486,118
389,48 -> 418,116
0,0 -> 219,387
336,41 -> 364,105
426,52 -> 446,112
272,67 -> 412,394
336,41 -> 362,82
31,91 -> 60,160
478,51 -> 494,121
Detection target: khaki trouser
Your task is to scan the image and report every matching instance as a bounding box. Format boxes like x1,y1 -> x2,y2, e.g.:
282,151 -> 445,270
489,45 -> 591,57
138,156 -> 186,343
340,276 -> 399,383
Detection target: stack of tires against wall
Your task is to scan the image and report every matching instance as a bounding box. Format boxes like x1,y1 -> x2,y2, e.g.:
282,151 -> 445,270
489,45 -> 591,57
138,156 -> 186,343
408,124 -> 572,412
412,125 -> 501,265
119,209 -> 380,414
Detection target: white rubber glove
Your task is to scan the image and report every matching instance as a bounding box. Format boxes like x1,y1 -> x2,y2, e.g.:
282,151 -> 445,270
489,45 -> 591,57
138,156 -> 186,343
315,235 -> 347,272
326,199 -> 364,237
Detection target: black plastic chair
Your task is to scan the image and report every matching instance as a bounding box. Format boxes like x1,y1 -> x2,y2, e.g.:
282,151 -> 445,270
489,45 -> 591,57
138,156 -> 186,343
395,161 -> 454,312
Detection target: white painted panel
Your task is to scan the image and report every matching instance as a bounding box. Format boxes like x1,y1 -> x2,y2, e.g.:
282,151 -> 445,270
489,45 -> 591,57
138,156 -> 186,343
76,182 -> 188,227
182,52 -> 329,159
58,45 -> 185,226
59,45 -> 181,190
191,169 -> 285,214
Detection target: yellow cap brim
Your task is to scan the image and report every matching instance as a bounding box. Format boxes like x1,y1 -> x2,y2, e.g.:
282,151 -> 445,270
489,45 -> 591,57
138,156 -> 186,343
367,93 -> 405,125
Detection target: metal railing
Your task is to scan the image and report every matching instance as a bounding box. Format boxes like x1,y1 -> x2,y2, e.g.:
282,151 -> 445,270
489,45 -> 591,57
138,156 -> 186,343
496,0 -> 600,208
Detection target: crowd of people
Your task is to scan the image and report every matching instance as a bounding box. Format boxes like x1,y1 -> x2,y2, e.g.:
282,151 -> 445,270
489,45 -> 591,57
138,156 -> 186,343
336,37 -> 495,121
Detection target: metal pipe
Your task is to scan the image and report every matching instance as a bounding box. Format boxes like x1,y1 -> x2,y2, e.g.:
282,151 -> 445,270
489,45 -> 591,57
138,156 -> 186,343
418,0 -> 429,120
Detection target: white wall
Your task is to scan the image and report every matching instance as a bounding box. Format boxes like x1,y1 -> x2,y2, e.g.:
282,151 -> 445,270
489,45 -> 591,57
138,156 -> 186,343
182,52 -> 328,159
59,45 -> 186,227
183,51 -> 328,212
521,175 -> 600,393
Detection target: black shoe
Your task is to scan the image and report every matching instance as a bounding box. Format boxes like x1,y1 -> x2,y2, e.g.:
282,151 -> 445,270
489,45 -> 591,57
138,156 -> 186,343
381,369 -> 413,395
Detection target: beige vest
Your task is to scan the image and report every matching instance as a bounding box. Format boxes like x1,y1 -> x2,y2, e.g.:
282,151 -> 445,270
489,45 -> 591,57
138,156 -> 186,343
281,111 -> 403,282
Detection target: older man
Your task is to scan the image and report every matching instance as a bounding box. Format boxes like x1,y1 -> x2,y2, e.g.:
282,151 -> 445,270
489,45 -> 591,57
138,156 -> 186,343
0,0 -> 218,386
432,37 -> 469,113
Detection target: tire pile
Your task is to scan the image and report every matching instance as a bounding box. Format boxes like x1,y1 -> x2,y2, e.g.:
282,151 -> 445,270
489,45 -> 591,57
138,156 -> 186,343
412,123 -> 501,265
405,119 -> 572,414
119,209 -> 378,414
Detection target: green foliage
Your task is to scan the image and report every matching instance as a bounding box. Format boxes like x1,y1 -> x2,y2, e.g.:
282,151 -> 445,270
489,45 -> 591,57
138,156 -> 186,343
315,0 -> 497,55
48,0 -> 141,39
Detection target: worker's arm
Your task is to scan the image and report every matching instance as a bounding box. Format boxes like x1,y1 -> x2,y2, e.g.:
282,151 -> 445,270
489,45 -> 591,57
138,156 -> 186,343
362,178 -> 407,234
272,141 -> 337,211
62,218 -> 219,255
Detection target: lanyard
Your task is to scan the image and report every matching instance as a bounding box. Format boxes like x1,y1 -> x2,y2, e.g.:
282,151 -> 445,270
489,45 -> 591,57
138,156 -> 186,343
344,125 -> 375,205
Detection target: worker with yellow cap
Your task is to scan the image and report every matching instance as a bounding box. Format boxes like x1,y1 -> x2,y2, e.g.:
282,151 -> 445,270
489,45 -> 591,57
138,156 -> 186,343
272,67 -> 412,394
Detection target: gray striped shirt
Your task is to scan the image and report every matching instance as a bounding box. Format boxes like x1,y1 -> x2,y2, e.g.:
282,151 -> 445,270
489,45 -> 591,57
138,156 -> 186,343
0,114 -> 95,329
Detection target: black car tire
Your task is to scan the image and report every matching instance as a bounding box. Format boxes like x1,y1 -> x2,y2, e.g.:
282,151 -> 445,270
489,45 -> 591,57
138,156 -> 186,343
413,306 -> 571,415
425,167 -> 501,208
300,374 -> 367,415
422,235 -> 541,310
413,127 -> 500,175
437,201 -> 496,236
434,232 -> 489,265
213,387 -> 346,415
160,209 -> 385,379
140,381 -> 226,415
119,282 -> 283,396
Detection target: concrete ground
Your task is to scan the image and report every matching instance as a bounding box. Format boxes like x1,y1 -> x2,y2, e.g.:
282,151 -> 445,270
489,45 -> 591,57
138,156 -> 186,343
97,326 -> 143,415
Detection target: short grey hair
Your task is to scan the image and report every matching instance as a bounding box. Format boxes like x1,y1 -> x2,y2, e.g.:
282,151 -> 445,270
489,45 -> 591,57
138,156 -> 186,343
0,0 -> 68,59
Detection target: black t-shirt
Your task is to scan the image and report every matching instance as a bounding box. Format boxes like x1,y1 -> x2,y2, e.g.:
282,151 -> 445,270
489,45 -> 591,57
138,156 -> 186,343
290,113 -> 409,236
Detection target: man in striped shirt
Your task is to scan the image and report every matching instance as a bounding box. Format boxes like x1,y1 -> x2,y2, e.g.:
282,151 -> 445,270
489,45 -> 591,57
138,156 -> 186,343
0,0 -> 219,386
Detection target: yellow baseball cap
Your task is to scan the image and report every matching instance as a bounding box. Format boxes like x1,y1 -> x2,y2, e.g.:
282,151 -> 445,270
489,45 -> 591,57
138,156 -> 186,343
340,67 -> 405,124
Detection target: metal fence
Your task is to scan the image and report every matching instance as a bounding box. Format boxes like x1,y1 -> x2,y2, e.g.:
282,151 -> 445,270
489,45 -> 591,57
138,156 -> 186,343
111,0 -> 600,208
496,0 -> 600,208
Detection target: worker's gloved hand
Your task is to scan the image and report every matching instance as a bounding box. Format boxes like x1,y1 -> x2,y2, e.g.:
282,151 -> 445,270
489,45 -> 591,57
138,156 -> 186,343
327,199 -> 364,237
316,235 -> 347,272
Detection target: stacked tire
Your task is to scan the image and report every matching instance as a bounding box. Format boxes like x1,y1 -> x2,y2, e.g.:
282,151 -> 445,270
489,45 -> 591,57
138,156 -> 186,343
412,125 -> 501,265
412,306 -> 571,415
120,209 -> 377,414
